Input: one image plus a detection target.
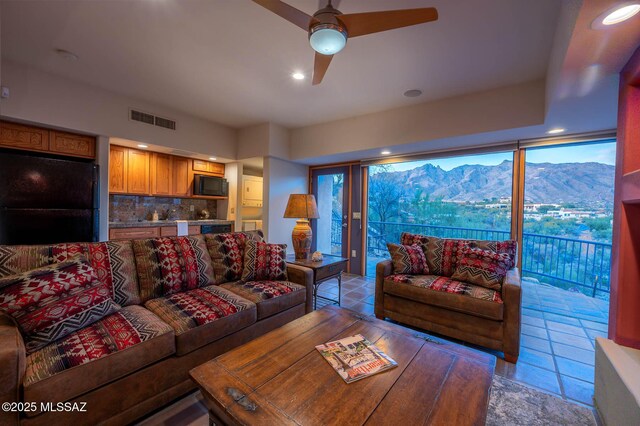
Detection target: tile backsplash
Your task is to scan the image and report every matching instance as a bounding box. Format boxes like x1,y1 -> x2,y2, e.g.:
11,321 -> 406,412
109,195 -> 218,222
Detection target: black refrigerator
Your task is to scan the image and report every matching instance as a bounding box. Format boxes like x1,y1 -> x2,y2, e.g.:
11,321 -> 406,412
0,151 -> 99,245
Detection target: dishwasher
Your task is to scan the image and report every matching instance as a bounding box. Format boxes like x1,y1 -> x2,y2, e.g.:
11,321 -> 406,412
200,224 -> 233,234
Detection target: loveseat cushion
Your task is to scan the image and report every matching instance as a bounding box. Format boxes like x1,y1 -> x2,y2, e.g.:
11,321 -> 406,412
400,232 -> 517,277
0,257 -> 120,354
133,235 -> 215,301
387,243 -> 429,275
241,240 -> 288,282
22,305 -> 174,410
144,285 -> 256,355
0,241 -> 141,306
451,247 -> 514,291
219,280 -> 305,319
384,274 -> 503,321
205,231 -> 265,284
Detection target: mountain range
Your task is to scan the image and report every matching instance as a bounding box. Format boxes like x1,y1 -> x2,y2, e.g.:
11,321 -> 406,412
374,160 -> 615,206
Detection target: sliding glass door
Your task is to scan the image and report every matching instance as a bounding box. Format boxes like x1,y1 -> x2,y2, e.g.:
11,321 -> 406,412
366,151 -> 514,275
521,141 -> 616,302
311,166 -> 350,258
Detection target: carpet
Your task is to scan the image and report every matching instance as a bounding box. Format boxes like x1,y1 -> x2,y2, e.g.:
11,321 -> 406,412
487,375 -> 597,426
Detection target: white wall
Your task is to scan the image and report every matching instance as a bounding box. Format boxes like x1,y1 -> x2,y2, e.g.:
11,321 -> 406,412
262,156 -> 308,253
289,80 -> 545,161
0,60 -> 237,158
237,122 -> 290,161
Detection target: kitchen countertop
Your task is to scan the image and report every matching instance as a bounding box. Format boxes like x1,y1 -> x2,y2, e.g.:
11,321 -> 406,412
109,219 -> 233,229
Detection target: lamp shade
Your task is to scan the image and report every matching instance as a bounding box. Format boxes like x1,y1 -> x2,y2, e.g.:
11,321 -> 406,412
283,194 -> 319,219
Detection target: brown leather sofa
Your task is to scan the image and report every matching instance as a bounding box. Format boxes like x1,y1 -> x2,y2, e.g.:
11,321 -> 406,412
374,232 -> 522,363
0,231 -> 313,426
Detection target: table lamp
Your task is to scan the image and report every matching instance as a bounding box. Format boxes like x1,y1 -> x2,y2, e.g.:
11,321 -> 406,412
283,194 -> 320,260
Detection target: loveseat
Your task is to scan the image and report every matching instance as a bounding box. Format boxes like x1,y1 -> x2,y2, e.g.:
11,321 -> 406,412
375,232 -> 522,362
0,231 -> 313,425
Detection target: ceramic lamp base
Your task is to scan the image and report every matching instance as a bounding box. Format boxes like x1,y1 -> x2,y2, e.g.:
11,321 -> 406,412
292,219 -> 312,260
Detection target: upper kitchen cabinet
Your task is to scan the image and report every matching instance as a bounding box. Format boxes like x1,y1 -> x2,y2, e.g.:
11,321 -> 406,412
108,145 -> 150,195
193,159 -> 224,176
109,145 -> 222,198
0,121 -> 49,152
49,131 -> 96,158
171,156 -> 191,197
108,145 -> 128,193
0,121 -> 96,159
242,175 -> 263,207
150,153 -> 172,196
127,149 -> 150,194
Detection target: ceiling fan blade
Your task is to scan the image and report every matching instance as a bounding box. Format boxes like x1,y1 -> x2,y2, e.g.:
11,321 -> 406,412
252,0 -> 314,31
312,52 -> 333,85
338,8 -> 438,38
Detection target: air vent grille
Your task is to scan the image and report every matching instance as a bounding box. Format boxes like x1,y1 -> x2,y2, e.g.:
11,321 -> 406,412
155,116 -> 176,130
130,109 -> 154,125
129,109 -> 176,130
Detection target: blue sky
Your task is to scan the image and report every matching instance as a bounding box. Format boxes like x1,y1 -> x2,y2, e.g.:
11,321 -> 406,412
382,141 -> 616,172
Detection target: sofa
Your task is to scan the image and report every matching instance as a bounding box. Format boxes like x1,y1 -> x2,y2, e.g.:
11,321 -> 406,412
375,232 -> 522,362
0,231 -> 313,426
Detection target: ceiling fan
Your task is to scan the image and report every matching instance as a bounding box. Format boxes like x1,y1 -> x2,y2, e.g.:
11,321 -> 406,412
252,0 -> 438,85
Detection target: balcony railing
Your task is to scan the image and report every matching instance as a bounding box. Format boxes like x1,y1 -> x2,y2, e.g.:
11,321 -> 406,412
332,219 -> 611,299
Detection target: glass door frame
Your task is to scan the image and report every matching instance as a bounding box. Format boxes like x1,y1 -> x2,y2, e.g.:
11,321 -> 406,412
310,165 -> 351,261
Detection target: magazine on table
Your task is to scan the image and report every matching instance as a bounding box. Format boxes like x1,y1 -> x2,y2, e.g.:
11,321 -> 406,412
315,334 -> 397,383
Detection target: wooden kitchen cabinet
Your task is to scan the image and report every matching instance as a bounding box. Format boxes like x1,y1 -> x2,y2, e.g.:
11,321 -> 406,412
172,157 -> 191,196
193,159 -> 224,176
0,121 -> 50,153
126,148 -> 151,194
49,131 -> 95,158
159,225 -> 201,237
109,227 -> 160,240
0,121 -> 96,159
108,145 -> 128,193
151,153 -> 172,195
109,145 -> 224,199
109,146 -> 150,195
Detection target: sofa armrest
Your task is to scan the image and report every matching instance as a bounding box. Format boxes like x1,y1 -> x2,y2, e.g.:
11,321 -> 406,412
0,314 -> 25,426
502,267 -> 522,362
374,259 -> 393,319
287,264 -> 314,313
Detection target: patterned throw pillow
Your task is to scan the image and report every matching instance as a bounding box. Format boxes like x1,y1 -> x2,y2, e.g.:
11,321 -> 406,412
401,232 -> 518,277
205,231 -> 265,284
241,240 -> 288,282
0,257 -> 120,354
387,243 -> 429,275
133,236 -> 215,301
451,247 -> 514,291
0,241 -> 141,307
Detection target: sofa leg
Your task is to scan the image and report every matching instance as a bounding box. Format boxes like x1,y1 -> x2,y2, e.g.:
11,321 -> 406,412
504,353 -> 518,364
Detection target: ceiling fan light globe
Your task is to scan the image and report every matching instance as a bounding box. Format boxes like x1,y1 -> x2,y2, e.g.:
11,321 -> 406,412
309,27 -> 347,55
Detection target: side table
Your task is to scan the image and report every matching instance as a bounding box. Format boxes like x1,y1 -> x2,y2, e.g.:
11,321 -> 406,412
286,254 -> 349,310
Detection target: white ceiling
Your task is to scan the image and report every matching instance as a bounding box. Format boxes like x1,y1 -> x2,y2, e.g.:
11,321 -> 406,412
1,0 -> 562,128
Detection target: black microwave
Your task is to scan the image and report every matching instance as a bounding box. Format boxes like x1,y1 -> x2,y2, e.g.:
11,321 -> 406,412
193,175 -> 228,196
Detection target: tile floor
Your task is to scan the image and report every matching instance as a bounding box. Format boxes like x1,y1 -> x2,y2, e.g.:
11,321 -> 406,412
316,273 -> 608,408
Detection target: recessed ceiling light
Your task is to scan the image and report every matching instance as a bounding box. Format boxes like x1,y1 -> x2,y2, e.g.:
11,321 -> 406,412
137,144 -> 148,148
381,150 -> 391,155
602,4 -> 640,25
546,128 -> 565,135
209,157 -> 217,161
292,72 -> 305,80
403,89 -> 422,98
54,48 -> 79,61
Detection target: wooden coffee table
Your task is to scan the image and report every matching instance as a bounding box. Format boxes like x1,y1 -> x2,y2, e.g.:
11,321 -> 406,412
190,306 -> 495,426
